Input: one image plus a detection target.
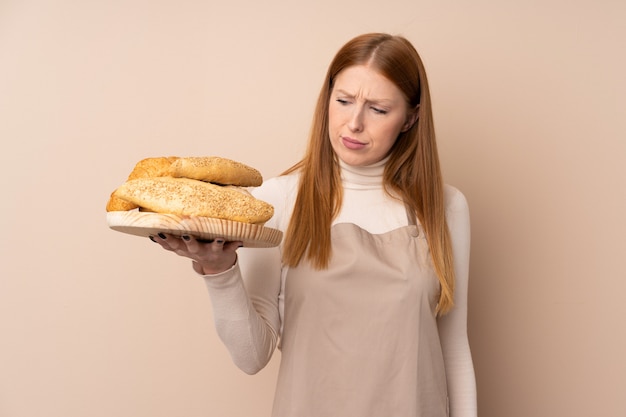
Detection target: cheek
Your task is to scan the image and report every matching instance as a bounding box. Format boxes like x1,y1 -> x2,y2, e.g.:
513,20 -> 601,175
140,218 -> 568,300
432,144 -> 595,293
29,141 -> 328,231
378,120 -> 404,144
328,112 -> 346,143
327,113 -> 340,146
327,106 -> 341,131
327,116 -> 336,140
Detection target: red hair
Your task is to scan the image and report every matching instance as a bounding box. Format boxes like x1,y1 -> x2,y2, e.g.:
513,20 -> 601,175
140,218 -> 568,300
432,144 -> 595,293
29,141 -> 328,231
283,33 -> 455,314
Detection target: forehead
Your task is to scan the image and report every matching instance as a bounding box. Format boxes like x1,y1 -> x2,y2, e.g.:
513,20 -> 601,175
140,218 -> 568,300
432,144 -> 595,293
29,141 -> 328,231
332,65 -> 406,103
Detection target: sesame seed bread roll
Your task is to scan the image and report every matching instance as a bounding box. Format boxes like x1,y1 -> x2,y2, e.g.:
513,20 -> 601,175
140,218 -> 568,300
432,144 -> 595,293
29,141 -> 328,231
106,156 -> 179,212
113,177 -> 274,224
170,156 -> 263,187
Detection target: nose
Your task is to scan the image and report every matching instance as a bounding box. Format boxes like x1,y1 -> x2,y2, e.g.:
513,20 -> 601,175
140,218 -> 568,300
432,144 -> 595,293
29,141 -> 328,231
347,106 -> 364,132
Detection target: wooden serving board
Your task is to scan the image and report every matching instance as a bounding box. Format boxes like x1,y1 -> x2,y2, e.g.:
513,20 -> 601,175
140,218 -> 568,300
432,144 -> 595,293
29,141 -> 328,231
107,210 -> 283,248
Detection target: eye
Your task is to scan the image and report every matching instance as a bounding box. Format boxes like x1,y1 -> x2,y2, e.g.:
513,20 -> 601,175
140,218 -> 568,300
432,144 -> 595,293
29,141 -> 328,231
336,98 -> 350,105
371,106 -> 388,115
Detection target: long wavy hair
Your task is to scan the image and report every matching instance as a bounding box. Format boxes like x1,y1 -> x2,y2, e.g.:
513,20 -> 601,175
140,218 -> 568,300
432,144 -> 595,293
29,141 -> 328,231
282,33 -> 455,314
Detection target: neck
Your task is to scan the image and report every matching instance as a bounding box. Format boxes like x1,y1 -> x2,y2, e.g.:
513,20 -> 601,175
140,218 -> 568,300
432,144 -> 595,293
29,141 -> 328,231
339,157 -> 388,189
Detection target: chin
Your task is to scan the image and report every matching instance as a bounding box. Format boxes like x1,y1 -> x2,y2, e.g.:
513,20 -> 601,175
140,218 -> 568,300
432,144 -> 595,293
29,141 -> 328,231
334,147 -> 377,167
339,156 -> 370,167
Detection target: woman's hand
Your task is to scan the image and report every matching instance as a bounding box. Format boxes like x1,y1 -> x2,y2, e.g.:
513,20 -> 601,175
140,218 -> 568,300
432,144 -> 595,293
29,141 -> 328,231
149,233 -> 243,275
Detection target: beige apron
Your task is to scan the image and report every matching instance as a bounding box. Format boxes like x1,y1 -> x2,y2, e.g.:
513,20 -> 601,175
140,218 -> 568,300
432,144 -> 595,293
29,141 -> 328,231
272,216 -> 449,417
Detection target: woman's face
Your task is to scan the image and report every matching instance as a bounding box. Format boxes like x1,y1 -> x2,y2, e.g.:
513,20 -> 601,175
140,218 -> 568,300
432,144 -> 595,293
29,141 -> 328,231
328,65 -> 416,167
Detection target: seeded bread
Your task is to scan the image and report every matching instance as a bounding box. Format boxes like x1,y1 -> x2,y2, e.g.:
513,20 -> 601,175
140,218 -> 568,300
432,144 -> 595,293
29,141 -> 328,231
112,177 -> 273,224
106,156 -> 179,211
169,156 -> 263,187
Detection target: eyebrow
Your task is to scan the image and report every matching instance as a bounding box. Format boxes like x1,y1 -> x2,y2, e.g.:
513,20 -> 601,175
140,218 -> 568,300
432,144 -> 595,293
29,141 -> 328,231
333,88 -> 395,105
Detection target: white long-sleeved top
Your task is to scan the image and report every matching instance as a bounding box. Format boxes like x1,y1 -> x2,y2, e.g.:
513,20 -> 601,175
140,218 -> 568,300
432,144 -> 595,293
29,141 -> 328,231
202,158 -> 477,417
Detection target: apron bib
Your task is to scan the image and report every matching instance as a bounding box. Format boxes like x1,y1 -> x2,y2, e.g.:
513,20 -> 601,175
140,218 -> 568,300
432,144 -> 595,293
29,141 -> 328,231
272,220 -> 449,417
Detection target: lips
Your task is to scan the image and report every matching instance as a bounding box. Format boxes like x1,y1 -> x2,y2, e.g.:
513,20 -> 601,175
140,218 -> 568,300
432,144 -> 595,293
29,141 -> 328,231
341,136 -> 367,150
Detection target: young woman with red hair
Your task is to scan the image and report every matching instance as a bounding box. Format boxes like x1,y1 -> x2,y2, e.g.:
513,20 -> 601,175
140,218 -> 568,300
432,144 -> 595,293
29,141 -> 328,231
153,33 -> 477,417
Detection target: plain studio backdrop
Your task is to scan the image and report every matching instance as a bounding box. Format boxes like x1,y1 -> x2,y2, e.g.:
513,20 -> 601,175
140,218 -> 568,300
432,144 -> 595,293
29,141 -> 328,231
1,1 -> 624,416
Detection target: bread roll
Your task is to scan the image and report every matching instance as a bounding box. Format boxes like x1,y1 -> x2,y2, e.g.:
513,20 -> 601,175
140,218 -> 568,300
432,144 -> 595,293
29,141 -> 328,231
170,156 -> 262,187
106,193 -> 138,211
127,156 -> 179,180
106,156 -> 179,211
112,177 -> 273,224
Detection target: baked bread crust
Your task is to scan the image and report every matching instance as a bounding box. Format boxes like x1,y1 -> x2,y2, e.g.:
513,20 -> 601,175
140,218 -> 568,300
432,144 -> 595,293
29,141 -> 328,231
170,156 -> 263,187
112,177 -> 273,224
106,193 -> 138,211
106,156 -> 179,212
127,156 -> 179,180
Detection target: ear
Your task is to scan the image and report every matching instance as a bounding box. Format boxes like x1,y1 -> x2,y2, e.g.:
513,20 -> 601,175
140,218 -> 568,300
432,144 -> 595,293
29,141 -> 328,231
401,105 -> 420,132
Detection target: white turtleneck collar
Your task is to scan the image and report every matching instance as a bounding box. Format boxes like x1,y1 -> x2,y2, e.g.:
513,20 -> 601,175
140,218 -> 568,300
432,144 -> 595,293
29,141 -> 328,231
339,156 -> 388,190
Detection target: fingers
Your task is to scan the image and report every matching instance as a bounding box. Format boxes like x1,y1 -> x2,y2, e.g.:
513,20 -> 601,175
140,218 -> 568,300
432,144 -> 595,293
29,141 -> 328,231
224,240 -> 244,251
149,233 -> 241,274
182,236 -> 241,254
208,238 -> 225,253
148,233 -> 243,255
149,232 -> 180,251
203,238 -> 243,253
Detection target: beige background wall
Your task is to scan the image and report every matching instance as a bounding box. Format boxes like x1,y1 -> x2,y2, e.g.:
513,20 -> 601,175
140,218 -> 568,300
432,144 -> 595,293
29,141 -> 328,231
1,1 -> 624,416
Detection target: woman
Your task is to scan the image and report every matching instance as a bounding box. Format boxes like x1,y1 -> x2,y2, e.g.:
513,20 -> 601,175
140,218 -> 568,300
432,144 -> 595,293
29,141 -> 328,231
152,33 -> 477,417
